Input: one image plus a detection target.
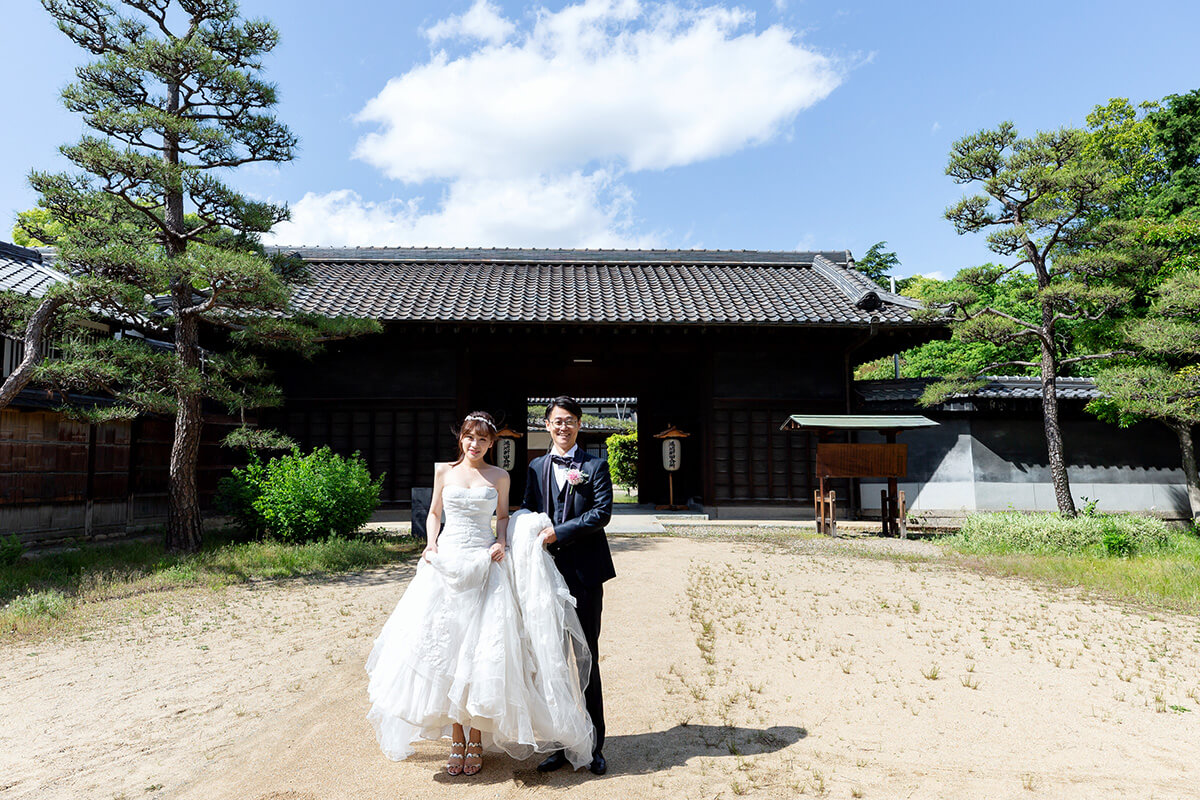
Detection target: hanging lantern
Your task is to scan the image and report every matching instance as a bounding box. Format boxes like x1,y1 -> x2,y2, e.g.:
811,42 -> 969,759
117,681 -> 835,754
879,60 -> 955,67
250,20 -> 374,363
494,426 -> 523,472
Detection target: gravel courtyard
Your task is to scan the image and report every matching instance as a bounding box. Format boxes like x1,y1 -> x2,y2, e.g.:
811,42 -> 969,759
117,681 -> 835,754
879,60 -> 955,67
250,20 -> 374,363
4,534 -> 1199,800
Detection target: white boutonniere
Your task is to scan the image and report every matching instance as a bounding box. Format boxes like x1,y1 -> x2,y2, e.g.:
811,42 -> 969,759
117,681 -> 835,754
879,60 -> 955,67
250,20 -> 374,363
565,468 -> 588,487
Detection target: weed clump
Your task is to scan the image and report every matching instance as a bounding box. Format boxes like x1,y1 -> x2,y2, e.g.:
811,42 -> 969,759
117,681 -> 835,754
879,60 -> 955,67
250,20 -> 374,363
951,512 -> 1171,557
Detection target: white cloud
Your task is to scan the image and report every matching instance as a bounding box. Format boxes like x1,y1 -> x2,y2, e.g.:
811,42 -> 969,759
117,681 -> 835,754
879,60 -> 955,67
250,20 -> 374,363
773,0 -> 787,10
267,171 -> 658,249
356,0 -> 842,182
292,1 -> 842,247
931,121 -> 941,134
424,0 -> 515,46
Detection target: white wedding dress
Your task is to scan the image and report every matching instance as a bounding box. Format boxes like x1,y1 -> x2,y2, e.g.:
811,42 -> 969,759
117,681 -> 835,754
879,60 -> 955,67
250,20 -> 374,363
365,486 -> 594,768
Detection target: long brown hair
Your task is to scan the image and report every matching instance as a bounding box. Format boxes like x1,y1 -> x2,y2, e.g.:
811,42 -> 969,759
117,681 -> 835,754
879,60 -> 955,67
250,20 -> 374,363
450,410 -> 498,465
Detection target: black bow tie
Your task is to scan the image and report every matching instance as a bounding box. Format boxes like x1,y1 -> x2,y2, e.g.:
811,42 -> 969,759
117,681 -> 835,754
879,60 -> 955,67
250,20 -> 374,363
550,455 -> 573,467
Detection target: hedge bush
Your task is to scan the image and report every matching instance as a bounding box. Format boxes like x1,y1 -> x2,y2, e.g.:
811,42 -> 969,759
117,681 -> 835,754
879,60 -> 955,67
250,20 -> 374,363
217,447 -> 383,541
952,512 -> 1172,557
605,432 -> 638,492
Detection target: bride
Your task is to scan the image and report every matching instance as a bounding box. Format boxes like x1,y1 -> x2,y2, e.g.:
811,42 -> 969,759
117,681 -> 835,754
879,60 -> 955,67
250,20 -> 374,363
365,411 -> 594,776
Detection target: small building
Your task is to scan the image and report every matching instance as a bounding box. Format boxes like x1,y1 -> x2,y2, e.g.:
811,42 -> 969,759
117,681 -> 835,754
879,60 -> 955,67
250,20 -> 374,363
264,247 -> 941,514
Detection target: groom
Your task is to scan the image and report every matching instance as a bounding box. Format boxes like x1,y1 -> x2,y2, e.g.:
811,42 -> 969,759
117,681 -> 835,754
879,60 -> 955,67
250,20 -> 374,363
522,396 -> 615,776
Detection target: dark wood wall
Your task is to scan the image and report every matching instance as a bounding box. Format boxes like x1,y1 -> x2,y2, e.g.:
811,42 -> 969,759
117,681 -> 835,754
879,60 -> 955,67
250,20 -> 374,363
265,323 -> 883,510
0,403 -> 241,543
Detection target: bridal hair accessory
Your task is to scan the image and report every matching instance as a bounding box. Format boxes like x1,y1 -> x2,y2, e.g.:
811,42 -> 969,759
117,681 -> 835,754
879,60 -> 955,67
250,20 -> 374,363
565,468 -> 588,486
465,414 -> 497,431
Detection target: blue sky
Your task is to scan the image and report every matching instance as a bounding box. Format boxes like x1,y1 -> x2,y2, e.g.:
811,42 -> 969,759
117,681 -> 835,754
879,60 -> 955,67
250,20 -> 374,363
3,0 -> 1199,279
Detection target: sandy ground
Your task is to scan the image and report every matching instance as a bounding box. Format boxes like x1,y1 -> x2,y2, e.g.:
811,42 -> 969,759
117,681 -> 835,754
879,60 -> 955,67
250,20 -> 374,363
4,535 -> 1200,800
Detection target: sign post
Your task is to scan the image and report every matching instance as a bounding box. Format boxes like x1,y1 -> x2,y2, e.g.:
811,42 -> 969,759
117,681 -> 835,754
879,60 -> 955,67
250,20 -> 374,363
654,425 -> 690,511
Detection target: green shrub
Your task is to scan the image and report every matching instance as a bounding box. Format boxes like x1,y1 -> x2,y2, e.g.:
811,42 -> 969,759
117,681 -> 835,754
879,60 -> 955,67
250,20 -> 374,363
952,512 -> 1171,556
605,432 -> 638,492
217,447 -> 383,541
0,534 -> 24,567
256,447 -> 382,541
1102,528 -> 1136,558
216,455 -> 269,535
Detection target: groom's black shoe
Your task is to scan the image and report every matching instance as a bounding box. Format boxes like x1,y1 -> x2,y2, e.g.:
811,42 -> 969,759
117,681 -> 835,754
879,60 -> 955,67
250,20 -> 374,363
588,753 -> 607,776
536,750 -> 569,773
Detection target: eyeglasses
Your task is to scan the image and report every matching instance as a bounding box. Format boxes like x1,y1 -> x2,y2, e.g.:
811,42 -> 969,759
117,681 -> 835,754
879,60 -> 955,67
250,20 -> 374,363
548,418 -> 579,429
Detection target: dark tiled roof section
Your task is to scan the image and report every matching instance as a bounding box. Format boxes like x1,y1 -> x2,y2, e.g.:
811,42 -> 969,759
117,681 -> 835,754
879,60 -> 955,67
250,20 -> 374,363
529,397 -> 637,405
281,248 -> 927,327
280,246 -> 855,265
857,376 -> 1100,402
0,241 -> 68,298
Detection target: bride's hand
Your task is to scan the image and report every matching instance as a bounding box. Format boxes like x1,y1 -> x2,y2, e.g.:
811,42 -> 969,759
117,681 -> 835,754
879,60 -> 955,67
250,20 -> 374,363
422,542 -> 437,562
489,542 -> 505,562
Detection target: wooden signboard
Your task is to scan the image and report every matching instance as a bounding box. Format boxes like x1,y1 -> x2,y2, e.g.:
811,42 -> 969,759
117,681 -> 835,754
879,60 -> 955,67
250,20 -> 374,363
816,443 -> 907,479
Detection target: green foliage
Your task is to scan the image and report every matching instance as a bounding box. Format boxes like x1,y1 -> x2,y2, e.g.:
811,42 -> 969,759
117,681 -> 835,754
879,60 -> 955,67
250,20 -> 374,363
1146,89 -> 1200,218
855,241 -> 901,288
949,512 -> 1171,556
605,432 -> 638,492
218,447 -> 383,541
855,270 -> 1039,381
0,535 -> 25,567
4,589 -> 70,620
1102,528 -> 1136,558
216,454 -> 270,534
221,426 -> 297,451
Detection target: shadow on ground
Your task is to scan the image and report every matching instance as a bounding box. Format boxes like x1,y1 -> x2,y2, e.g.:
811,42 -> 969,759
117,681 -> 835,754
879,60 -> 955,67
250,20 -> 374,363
414,723 -> 807,786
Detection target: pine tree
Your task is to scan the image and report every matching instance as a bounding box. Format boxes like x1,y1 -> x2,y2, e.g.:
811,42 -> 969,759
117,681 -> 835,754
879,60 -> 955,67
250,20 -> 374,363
24,0 -> 378,551
928,123 -> 1142,515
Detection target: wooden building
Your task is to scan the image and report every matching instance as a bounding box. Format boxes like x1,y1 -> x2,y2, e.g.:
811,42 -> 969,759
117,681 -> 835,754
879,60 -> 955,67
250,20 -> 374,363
265,247 -> 943,513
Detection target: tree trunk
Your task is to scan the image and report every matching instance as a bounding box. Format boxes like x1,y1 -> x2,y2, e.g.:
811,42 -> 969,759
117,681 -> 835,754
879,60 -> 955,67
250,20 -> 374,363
0,293 -> 67,410
1171,421 -> 1200,524
163,77 -> 204,553
1039,328 -> 1076,516
166,305 -> 204,552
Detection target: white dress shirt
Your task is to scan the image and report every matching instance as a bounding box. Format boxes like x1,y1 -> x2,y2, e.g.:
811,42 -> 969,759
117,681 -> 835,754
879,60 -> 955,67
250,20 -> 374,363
551,445 -> 580,492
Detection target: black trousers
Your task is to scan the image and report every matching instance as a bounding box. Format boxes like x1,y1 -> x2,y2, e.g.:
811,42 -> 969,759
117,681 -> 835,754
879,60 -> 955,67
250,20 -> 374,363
566,578 -> 605,757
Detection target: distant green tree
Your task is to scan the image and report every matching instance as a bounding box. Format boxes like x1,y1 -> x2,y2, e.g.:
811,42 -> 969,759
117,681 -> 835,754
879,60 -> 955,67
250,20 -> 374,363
855,241 -> 900,288
605,432 -> 638,494
1146,89 -> 1200,218
1091,223 -> 1200,522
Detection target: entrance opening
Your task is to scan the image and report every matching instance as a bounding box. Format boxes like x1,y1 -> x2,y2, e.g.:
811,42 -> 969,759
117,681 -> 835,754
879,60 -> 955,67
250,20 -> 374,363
526,396 -> 639,504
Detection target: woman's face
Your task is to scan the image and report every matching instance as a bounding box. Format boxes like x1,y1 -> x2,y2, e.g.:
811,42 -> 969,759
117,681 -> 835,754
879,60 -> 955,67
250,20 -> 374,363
460,431 -> 493,460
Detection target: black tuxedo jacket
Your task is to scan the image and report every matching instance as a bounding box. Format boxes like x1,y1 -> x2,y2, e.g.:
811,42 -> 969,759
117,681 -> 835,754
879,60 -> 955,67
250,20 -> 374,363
522,449 -> 616,588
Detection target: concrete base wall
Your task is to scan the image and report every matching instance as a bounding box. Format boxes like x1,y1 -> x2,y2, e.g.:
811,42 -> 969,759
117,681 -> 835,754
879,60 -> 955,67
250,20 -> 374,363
857,417 -> 1191,519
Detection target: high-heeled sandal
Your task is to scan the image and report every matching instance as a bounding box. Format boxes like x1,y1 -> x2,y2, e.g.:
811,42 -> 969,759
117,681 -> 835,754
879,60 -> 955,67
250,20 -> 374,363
446,740 -> 466,775
463,741 -> 484,775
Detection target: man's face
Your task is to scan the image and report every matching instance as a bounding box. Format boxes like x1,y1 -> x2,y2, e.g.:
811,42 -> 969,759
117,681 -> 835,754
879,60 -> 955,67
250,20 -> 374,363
545,406 -> 581,453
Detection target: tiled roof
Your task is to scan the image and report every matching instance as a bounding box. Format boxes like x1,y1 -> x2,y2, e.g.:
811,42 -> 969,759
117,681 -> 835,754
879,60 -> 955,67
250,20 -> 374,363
279,247 -> 931,327
0,242 -> 68,298
857,376 -> 1101,403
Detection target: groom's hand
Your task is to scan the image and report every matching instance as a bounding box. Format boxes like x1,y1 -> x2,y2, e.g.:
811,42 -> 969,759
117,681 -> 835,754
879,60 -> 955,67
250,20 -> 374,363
539,526 -> 557,545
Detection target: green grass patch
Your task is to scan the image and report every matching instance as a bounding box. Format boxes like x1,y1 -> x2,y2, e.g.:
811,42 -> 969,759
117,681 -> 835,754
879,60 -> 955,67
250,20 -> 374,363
941,512 -> 1200,612
1,528 -> 422,638
613,488 -> 640,504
